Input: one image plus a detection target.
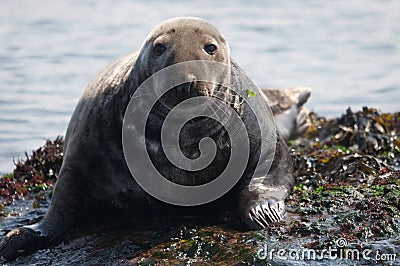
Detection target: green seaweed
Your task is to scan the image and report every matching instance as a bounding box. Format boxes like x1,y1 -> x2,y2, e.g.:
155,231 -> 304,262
245,89 -> 256,97
1,173 -> 13,179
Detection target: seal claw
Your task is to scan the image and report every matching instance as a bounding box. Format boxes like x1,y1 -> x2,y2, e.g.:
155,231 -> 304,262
246,199 -> 286,229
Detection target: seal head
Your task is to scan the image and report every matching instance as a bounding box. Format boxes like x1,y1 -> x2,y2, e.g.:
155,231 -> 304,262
133,17 -> 231,109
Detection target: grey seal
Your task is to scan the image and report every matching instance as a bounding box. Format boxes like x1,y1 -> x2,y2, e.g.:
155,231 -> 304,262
0,17 -> 309,261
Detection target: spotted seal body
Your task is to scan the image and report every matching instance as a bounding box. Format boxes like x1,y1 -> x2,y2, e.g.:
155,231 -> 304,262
0,17 -> 300,261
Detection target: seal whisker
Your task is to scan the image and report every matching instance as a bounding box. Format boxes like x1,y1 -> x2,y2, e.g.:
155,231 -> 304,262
129,92 -> 152,99
208,99 -> 230,118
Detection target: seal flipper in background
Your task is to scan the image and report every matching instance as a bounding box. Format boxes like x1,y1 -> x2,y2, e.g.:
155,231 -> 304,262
262,87 -> 311,141
0,169 -> 85,261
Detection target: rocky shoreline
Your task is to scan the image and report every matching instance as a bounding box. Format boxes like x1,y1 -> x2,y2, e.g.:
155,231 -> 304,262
1,107 -> 399,265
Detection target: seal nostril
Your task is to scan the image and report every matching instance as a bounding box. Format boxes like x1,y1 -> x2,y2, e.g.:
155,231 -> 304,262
175,82 -> 192,99
185,74 -> 197,97
189,79 -> 197,96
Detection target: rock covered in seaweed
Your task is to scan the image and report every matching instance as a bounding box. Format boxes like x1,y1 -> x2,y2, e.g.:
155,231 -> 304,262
291,107 -> 400,190
0,137 -> 63,205
0,108 -> 399,264
306,107 -> 400,159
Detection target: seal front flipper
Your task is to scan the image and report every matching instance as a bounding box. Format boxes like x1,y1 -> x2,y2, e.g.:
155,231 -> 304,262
0,169 -> 84,261
238,136 -> 294,229
238,192 -> 288,229
248,199 -> 285,228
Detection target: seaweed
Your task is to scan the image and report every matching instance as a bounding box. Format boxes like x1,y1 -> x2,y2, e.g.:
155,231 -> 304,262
0,136 -> 63,205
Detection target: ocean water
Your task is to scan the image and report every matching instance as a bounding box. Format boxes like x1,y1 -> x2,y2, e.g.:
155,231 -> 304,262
0,0 -> 399,173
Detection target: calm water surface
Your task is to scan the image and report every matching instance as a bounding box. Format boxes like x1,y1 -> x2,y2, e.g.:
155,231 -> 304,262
0,0 -> 399,172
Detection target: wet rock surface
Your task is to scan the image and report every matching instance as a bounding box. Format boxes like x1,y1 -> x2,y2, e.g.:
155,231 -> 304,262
1,107 -> 399,265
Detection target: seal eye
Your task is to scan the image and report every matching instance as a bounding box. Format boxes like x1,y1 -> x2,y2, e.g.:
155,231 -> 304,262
153,43 -> 166,56
204,44 -> 217,55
